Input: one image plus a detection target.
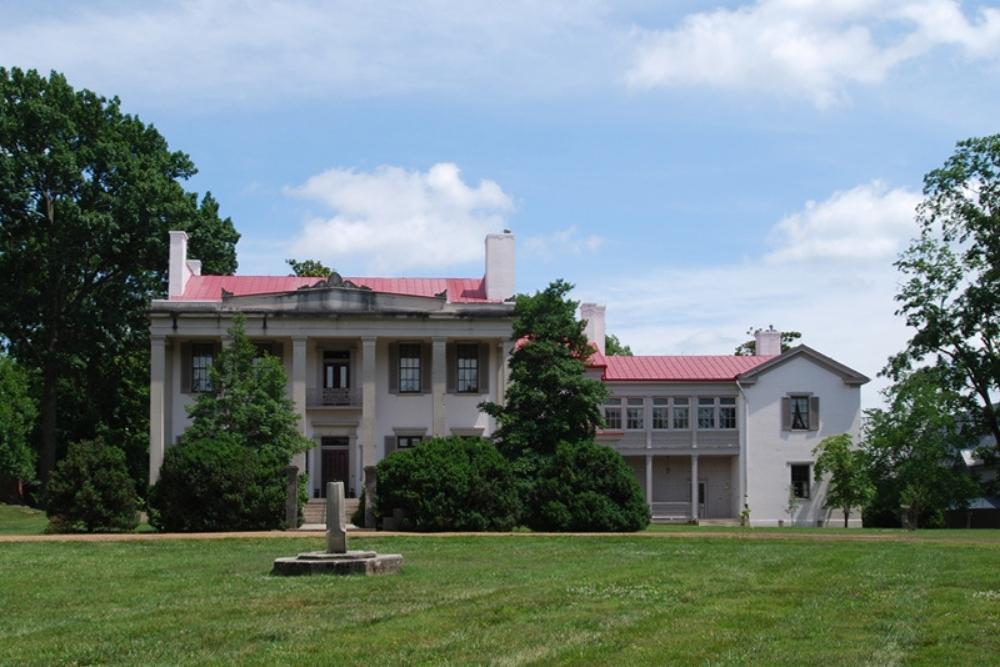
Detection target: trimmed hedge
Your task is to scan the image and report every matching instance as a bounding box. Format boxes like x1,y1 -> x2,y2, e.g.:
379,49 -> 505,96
376,437 -> 521,531
148,434 -> 288,532
44,438 -> 139,533
526,440 -> 650,532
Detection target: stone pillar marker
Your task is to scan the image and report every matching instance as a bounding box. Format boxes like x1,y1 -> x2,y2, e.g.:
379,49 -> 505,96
326,481 -> 347,553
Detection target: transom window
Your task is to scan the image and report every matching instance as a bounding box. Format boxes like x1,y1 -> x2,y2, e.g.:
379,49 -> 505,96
398,344 -> 422,393
652,398 -> 669,430
191,343 -> 214,393
790,396 -> 810,430
397,435 -> 423,449
790,463 -> 811,499
603,398 -> 622,430
456,344 -> 479,393
626,398 -> 644,430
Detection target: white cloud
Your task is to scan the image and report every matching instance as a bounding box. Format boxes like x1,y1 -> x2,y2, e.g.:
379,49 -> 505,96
627,0 -> 1000,107
765,181 -> 921,263
0,1 -> 616,107
285,162 -> 513,273
523,226 -> 605,261
576,180 -> 923,408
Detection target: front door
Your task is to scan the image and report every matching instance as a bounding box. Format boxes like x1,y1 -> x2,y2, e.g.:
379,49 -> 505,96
320,437 -> 349,496
698,481 -> 706,519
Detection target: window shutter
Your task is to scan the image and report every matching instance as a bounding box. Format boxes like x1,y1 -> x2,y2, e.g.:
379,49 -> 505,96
421,343 -> 432,394
384,436 -> 396,458
478,343 -> 490,394
809,396 -> 820,431
388,342 -> 399,394
180,342 -> 192,394
781,397 -> 790,431
446,343 -> 457,393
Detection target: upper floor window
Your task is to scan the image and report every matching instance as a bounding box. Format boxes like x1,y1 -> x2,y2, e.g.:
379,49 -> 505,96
626,398 -> 644,430
603,398 -> 622,430
719,397 -> 737,429
652,398 -> 669,430
398,344 -> 422,393
697,397 -> 716,429
191,343 -> 214,393
323,350 -> 350,389
456,344 -> 479,393
672,397 -> 689,429
397,435 -> 424,449
790,463 -> 811,499
790,396 -> 810,430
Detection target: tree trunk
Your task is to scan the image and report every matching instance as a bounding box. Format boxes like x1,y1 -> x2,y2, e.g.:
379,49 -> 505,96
843,508 -> 850,528
38,360 -> 59,485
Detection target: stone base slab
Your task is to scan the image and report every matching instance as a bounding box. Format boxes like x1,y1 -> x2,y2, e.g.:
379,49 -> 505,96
272,551 -> 403,576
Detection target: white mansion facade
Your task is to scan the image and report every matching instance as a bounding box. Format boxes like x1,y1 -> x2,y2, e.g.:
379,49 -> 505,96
149,231 -> 868,526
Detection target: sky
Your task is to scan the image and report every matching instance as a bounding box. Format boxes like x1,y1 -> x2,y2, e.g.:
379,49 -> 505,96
3,0 -> 999,407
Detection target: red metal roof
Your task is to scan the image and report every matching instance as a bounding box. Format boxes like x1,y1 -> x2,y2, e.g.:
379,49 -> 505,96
172,275 -> 496,303
596,354 -> 776,382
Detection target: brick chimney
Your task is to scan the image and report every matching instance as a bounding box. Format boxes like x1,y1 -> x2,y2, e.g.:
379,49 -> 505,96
754,325 -> 782,356
168,231 -> 192,298
580,303 -> 606,355
484,232 -> 515,301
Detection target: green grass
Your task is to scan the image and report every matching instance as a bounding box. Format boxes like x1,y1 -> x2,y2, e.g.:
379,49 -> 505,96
0,503 -> 47,535
2,533 -> 999,665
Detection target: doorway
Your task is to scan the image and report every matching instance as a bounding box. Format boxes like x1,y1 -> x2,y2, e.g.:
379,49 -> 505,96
698,481 -> 706,519
320,436 -> 349,496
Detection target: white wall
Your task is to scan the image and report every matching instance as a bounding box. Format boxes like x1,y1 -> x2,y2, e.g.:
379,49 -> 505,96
743,355 -> 863,526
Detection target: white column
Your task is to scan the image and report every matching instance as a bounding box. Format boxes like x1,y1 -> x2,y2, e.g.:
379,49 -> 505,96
432,337 -> 447,437
690,454 -> 700,521
291,337 -> 308,471
645,455 -> 653,508
361,337 -> 377,468
148,336 -> 167,486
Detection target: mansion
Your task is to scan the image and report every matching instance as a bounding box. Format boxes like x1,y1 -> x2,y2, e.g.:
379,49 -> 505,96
149,230 -> 868,527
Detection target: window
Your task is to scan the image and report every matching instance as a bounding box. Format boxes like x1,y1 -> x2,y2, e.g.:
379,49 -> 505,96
323,350 -> 350,389
697,397 -> 716,429
191,343 -> 214,393
626,398 -> 644,430
603,398 -> 622,430
790,463 -> 811,499
652,398 -> 669,430
790,396 -> 810,430
672,397 -> 689,429
398,344 -> 422,393
456,343 -> 479,393
397,435 -> 423,449
719,397 -> 737,429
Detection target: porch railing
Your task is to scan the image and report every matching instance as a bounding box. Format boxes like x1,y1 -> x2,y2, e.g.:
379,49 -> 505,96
306,387 -> 361,407
650,501 -> 692,520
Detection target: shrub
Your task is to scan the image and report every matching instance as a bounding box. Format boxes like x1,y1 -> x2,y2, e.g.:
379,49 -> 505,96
44,438 -> 139,533
148,434 -> 288,532
351,489 -> 366,527
526,440 -> 649,532
376,437 -> 521,531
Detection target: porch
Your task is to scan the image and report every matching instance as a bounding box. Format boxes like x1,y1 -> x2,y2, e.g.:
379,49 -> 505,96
623,454 -> 740,523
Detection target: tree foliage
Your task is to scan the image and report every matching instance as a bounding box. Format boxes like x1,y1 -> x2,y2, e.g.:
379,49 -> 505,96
812,433 -> 873,528
888,134 -> 1000,461
375,437 -> 521,531
43,437 -> 138,533
0,356 -> 37,488
286,258 -> 332,278
481,279 -> 608,459
604,334 -> 633,356
734,328 -> 802,356
863,368 -> 979,528
148,316 -> 311,531
0,67 -> 239,485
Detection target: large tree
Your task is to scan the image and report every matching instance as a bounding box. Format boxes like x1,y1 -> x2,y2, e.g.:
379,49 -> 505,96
0,67 -> 239,484
481,279 -> 608,459
888,134 -> 1000,458
863,368 -> 979,528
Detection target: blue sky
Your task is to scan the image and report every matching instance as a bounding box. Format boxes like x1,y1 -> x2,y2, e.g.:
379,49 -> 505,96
3,0 -> 999,406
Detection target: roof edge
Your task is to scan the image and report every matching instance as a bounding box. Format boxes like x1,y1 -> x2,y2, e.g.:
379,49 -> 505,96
737,344 -> 870,386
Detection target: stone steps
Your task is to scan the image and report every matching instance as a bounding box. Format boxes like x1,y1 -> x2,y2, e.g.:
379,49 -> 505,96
302,498 -> 360,526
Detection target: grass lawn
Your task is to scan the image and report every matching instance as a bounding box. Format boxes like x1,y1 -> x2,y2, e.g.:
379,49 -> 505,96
2,533 -> 999,665
0,503 -> 48,535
